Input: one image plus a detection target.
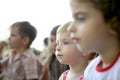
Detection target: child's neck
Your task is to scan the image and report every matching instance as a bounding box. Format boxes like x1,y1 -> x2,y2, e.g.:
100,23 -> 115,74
15,47 -> 29,54
100,40 -> 120,67
67,61 -> 88,80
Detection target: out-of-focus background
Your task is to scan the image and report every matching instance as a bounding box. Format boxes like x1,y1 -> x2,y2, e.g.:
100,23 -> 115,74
0,0 -> 72,51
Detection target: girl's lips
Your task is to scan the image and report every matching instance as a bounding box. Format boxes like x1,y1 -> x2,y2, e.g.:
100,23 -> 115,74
56,54 -> 63,58
72,37 -> 79,43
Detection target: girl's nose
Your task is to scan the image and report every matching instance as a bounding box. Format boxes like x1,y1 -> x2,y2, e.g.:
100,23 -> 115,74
56,45 -> 61,51
67,22 -> 76,33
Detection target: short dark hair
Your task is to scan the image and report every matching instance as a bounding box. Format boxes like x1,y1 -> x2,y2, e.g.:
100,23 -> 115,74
10,21 -> 37,47
43,37 -> 49,46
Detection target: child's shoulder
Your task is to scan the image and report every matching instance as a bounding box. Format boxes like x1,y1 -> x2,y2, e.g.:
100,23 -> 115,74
23,48 -> 38,58
59,70 -> 69,80
16,48 -> 40,65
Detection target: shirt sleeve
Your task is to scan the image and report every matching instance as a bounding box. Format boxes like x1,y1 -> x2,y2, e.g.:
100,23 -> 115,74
59,70 -> 69,80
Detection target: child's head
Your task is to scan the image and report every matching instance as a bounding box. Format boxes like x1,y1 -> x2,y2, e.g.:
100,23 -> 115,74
56,21 -> 93,65
68,0 -> 120,53
43,37 -> 49,47
49,25 -> 60,53
9,21 -> 37,49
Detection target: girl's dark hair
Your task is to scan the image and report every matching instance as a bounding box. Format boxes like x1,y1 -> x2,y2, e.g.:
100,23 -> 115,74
50,25 -> 60,36
49,25 -> 60,69
10,21 -> 37,48
78,0 -> 120,41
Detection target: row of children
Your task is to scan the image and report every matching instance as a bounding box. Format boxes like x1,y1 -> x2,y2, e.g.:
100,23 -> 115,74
57,0 -> 120,80
0,0 -> 120,80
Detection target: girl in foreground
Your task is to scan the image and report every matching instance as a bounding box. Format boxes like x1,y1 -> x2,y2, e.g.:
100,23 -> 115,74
68,0 -> 120,79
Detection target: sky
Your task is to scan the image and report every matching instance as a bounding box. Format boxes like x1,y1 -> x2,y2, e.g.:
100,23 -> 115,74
0,0 -> 72,51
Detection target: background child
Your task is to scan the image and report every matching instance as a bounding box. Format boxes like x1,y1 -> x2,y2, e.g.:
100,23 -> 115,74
56,22 -> 95,80
0,41 -> 8,60
39,37 -> 52,80
39,37 -> 51,65
0,21 -> 43,80
68,0 -> 120,80
47,25 -> 69,80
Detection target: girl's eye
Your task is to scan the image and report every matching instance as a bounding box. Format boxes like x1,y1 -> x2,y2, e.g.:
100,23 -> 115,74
56,41 -> 72,46
78,17 -> 85,21
50,39 -> 54,42
77,15 -> 85,22
63,42 -> 70,45
11,34 -> 15,37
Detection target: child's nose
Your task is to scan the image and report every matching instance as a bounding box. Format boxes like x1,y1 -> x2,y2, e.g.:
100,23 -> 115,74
56,45 -> 61,51
67,22 -> 76,33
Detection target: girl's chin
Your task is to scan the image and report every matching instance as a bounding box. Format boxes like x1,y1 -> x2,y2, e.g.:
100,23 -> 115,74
76,44 -> 96,54
76,43 -> 83,51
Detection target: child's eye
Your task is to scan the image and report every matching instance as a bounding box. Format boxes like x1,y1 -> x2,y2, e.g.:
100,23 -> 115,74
78,17 -> 85,21
56,41 -> 72,46
77,15 -> 85,22
11,34 -> 15,37
63,42 -> 70,45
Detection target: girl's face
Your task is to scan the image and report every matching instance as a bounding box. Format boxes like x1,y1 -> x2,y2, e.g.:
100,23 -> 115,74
56,32 -> 83,65
50,34 -> 56,53
68,0 -> 112,53
9,27 -> 24,50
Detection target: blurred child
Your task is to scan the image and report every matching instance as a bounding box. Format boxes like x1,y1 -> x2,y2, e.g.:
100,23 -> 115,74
39,37 -> 51,65
48,25 -> 69,80
39,37 -> 52,80
56,22 -> 96,80
0,21 -> 43,80
68,0 -> 120,80
0,41 -> 8,60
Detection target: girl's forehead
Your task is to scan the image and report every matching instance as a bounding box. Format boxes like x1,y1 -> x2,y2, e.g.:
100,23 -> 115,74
70,0 -> 94,8
70,0 -> 98,11
70,1 -> 103,17
70,0 -> 91,4
70,0 -> 97,3
57,33 -> 71,41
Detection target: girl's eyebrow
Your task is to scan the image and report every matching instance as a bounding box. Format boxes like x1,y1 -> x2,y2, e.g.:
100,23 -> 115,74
62,39 -> 68,41
57,39 -> 69,42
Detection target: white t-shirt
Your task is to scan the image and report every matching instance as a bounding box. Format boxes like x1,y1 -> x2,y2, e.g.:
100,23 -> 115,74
84,55 -> 120,80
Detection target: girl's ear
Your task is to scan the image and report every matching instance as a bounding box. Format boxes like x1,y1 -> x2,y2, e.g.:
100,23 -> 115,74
82,52 -> 90,56
82,52 -> 98,60
108,17 -> 118,36
89,52 -> 98,60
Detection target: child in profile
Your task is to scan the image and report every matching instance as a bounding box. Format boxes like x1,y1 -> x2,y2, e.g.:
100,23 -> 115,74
56,22 -> 96,80
68,0 -> 120,79
0,21 -> 43,80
